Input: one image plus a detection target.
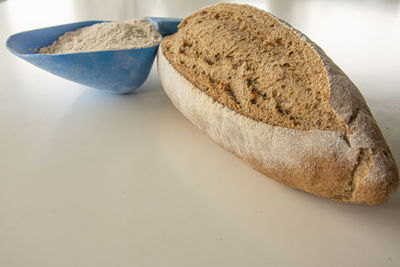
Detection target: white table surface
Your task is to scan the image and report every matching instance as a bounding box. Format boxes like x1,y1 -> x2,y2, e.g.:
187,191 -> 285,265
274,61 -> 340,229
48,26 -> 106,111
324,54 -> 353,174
1,0 -> 400,266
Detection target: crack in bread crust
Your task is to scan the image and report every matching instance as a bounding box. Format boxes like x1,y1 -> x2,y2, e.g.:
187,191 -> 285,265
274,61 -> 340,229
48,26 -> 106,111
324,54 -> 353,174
162,3 -> 346,133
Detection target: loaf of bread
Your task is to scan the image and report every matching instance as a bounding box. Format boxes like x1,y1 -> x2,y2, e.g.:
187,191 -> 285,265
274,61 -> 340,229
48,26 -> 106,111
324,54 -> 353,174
157,3 -> 399,205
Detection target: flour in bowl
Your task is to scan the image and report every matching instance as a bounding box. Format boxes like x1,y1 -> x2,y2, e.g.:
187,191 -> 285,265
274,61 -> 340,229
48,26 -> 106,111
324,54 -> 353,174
38,19 -> 162,54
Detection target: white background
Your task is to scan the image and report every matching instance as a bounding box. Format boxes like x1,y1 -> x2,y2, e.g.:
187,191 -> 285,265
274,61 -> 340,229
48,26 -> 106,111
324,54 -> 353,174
1,0 -> 400,266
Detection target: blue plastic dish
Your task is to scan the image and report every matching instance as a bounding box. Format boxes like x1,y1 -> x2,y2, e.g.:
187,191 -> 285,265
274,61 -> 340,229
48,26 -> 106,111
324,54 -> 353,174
6,17 -> 181,94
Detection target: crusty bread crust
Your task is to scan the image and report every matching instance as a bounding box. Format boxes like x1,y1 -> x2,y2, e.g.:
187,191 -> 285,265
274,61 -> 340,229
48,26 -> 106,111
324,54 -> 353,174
157,4 -> 399,205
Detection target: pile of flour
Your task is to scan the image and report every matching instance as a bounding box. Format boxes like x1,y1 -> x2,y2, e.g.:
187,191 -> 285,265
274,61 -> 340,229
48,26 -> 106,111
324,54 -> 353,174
39,19 -> 162,54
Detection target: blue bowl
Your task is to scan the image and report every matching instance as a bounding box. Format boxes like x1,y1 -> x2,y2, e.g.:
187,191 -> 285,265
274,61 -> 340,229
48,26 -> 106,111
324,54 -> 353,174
6,17 -> 181,94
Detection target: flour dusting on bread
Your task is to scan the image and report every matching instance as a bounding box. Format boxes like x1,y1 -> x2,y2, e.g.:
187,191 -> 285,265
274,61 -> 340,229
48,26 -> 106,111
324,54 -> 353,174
158,3 -> 399,205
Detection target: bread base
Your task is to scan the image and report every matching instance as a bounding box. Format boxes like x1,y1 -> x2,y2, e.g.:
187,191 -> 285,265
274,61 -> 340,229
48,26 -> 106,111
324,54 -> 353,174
158,39 -> 398,205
